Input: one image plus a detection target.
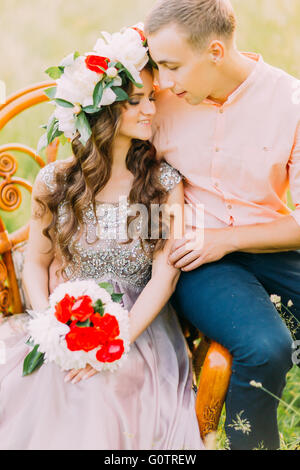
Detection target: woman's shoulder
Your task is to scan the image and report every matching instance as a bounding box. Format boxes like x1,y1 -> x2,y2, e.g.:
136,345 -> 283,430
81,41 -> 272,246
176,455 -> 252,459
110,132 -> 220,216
158,160 -> 183,192
37,157 -> 73,193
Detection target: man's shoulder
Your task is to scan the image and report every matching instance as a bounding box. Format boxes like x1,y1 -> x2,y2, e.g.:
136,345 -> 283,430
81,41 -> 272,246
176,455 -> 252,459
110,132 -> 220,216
263,60 -> 299,95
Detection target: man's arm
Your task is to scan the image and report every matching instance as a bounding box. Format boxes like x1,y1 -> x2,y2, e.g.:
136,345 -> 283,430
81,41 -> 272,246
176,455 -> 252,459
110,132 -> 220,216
168,216 -> 300,272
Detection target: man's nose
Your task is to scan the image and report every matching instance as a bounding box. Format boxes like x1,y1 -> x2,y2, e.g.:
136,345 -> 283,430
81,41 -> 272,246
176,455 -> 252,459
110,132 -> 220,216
142,99 -> 156,115
158,70 -> 174,90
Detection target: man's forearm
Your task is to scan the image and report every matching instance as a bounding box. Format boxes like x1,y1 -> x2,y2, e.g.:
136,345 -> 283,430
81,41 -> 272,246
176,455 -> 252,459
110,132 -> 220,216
230,215 -> 300,254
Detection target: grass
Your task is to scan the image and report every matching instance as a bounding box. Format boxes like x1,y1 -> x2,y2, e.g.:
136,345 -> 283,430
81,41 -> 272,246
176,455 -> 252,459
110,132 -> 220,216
1,0 -> 299,450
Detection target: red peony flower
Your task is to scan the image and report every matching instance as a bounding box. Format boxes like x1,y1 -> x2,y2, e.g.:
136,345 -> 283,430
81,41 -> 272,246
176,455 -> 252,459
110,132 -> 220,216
55,294 -> 75,324
96,339 -> 124,363
132,27 -> 146,43
92,313 -> 120,340
85,55 -> 109,74
66,326 -> 107,352
70,296 -> 94,322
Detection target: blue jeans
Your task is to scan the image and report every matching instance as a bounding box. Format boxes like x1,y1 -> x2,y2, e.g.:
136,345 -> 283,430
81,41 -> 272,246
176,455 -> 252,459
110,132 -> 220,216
171,251 -> 300,450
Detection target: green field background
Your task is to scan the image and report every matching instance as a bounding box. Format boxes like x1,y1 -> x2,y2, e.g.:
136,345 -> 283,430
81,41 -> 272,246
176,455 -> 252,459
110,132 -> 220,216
0,0 -> 299,448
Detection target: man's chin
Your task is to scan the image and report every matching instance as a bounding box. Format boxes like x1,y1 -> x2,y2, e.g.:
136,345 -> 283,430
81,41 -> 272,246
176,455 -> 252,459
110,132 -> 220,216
185,95 -> 204,106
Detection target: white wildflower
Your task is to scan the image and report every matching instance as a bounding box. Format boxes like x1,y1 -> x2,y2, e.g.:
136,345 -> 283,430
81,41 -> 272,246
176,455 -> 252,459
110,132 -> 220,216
250,380 -> 263,389
270,294 -> 281,306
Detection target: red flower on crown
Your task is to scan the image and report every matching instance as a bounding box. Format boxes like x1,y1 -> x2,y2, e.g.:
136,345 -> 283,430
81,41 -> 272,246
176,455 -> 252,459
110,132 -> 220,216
132,27 -> 146,43
85,55 -> 109,74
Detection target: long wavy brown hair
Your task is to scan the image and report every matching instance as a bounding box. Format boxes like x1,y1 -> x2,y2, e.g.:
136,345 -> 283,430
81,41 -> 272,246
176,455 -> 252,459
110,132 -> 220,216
35,64 -> 169,280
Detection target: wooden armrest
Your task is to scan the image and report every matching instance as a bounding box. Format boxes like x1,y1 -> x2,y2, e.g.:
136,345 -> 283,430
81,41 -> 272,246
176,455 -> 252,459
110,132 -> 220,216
195,341 -> 232,440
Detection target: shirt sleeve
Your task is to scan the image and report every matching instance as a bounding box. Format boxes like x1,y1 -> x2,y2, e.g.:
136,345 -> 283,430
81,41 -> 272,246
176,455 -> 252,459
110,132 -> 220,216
288,120 -> 300,226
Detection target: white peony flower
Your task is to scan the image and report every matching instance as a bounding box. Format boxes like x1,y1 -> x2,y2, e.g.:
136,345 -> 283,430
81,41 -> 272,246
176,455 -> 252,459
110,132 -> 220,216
93,27 -> 149,84
55,56 -> 101,107
54,106 -> 76,139
100,87 -> 117,106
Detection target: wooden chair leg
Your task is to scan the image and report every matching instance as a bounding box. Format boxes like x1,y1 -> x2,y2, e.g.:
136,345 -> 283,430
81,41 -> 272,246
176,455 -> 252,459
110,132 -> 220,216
195,341 -> 232,441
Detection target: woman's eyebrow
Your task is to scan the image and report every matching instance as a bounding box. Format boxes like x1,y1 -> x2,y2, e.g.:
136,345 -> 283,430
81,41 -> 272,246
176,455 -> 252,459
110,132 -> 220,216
130,90 -> 155,98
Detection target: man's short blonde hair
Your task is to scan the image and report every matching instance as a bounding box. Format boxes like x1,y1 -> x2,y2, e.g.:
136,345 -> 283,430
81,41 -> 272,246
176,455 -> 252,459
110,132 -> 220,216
145,0 -> 236,49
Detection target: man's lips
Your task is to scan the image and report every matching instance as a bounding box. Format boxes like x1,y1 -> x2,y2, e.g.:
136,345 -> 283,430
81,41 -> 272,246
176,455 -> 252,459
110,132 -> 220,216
175,91 -> 187,98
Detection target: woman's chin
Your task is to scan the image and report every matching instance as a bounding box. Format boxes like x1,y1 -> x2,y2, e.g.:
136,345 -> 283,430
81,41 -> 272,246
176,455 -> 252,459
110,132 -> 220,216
131,130 -> 153,141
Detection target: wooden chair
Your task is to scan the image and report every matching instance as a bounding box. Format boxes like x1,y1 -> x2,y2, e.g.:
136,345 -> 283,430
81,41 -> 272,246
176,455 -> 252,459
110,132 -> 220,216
0,82 -> 232,445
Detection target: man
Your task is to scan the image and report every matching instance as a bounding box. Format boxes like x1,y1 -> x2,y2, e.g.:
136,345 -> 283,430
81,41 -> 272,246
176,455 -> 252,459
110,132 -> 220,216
145,0 -> 300,450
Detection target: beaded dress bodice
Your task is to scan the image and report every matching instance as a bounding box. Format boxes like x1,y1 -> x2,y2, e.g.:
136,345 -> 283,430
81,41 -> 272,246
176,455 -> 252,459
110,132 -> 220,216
39,160 -> 182,290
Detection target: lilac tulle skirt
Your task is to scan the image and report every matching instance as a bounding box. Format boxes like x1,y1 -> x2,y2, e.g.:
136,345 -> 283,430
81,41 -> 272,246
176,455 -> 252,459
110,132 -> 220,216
0,278 -> 204,450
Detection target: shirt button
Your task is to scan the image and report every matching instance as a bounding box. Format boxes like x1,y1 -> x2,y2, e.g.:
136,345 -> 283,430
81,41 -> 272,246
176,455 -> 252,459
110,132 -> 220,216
215,147 -> 220,152
215,182 -> 219,188
219,108 -> 224,114
227,204 -> 232,210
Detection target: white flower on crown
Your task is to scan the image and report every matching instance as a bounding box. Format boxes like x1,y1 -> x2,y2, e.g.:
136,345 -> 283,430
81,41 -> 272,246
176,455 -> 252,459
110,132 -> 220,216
55,56 -> 101,107
93,25 -> 149,84
53,56 -> 119,137
54,107 -> 77,139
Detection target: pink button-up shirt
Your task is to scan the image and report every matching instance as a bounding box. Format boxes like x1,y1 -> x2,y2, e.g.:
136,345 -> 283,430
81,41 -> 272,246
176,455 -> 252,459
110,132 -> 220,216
152,53 -> 300,231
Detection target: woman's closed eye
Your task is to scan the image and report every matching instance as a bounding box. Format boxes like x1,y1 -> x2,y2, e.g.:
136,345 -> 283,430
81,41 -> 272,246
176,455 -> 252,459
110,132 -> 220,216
128,96 -> 156,106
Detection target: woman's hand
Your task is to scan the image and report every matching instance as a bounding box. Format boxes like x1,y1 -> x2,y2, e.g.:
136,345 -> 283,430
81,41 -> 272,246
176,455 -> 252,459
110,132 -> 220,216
64,364 -> 98,384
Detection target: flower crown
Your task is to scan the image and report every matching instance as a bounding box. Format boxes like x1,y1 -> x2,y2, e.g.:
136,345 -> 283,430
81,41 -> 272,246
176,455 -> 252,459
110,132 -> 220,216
38,24 -> 153,151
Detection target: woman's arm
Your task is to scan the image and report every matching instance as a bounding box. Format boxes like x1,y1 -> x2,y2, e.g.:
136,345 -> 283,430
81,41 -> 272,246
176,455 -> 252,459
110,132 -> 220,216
129,180 -> 185,343
22,173 -> 55,311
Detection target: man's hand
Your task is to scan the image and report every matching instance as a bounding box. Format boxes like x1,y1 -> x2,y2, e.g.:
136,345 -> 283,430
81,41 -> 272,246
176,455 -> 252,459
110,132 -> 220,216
64,364 -> 98,384
169,228 -> 236,271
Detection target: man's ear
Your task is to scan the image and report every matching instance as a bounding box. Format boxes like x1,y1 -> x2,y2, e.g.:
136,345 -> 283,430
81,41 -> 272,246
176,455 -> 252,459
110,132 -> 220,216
208,40 -> 225,64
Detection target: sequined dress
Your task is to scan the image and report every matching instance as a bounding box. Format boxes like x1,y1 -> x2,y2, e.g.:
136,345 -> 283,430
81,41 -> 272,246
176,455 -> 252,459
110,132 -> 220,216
0,160 -> 204,450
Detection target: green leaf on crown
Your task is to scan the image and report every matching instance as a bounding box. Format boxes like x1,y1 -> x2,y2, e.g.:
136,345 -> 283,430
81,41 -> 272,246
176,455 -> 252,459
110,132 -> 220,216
54,98 -> 74,108
23,345 -> 45,377
44,87 -> 57,100
99,282 -> 114,295
111,87 -> 129,102
47,116 -> 59,144
82,105 -> 102,114
76,111 -> 92,147
45,66 -> 64,80
93,80 -> 104,107
123,68 -> 143,88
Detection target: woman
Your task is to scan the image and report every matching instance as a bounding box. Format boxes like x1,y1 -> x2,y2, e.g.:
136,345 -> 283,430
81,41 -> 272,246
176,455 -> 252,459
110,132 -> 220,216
0,27 -> 204,450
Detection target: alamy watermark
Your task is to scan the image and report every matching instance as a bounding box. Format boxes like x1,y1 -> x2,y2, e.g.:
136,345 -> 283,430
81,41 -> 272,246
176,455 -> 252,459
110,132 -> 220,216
95,197 -> 205,250
0,80 -> 6,105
